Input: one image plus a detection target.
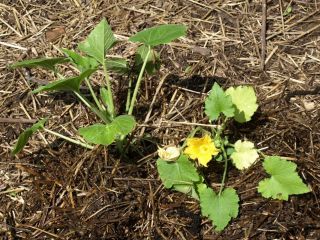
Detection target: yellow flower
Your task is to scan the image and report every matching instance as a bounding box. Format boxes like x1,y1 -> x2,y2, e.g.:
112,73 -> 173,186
184,135 -> 219,167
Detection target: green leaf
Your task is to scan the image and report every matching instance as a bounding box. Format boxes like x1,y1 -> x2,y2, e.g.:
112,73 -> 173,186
10,57 -> 69,71
105,58 -> 128,73
78,115 -> 136,145
204,83 -> 235,121
12,118 -> 47,155
230,140 -> 259,170
134,45 -> 160,75
129,24 -> 187,47
157,154 -> 201,188
62,48 -> 99,72
173,184 -> 199,200
32,69 -> 96,93
283,5 -> 292,16
226,86 -> 258,123
198,184 -> 239,231
258,156 -> 310,200
111,115 -> 136,135
78,18 -> 116,63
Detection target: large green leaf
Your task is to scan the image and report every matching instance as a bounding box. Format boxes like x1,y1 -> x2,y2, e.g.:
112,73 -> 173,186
258,156 -> 310,200
78,18 -> 116,63
134,45 -> 160,75
198,184 -> 239,231
157,154 -> 201,188
12,118 -> 47,155
32,69 -> 96,93
225,86 -> 258,123
10,57 -> 69,71
62,48 -> 99,72
204,83 -> 235,121
105,58 -> 128,73
78,115 -> 136,145
129,24 -> 187,47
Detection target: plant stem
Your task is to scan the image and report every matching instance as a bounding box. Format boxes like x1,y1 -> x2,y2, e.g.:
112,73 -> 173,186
84,77 -> 104,111
102,60 -> 115,117
43,128 -> 94,149
73,91 -> 110,123
125,78 -> 132,112
128,45 -> 151,115
219,144 -> 229,196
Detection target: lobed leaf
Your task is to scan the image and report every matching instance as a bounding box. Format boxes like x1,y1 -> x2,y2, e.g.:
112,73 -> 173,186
10,57 -> 69,71
198,184 -> 239,231
226,86 -> 258,123
129,24 -> 187,46
258,156 -> 310,200
12,118 -> 47,155
78,18 -> 116,63
204,83 -> 235,121
78,115 -> 136,145
32,68 -> 96,93
230,140 -> 259,170
157,154 -> 201,188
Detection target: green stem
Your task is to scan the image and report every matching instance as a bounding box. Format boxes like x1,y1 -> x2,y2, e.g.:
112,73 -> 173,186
128,45 -> 151,115
125,78 -> 132,112
102,60 -> 115,117
84,77 -> 104,111
219,144 -> 229,195
73,91 -> 110,123
43,128 -> 94,149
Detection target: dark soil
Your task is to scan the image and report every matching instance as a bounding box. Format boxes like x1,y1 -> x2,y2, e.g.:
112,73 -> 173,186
1,1 -> 320,239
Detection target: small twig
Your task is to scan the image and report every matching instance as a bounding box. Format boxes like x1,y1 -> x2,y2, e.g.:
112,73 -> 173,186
261,0 -> 267,71
0,118 -> 36,124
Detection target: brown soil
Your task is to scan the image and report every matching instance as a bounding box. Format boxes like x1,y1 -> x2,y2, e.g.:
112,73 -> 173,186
1,1 -> 320,239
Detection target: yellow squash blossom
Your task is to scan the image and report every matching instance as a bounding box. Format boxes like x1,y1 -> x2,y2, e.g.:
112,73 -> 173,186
158,146 -> 180,161
184,135 -> 219,167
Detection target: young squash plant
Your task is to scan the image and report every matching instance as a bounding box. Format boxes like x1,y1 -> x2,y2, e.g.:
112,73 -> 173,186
10,19 -> 187,154
157,83 -> 310,231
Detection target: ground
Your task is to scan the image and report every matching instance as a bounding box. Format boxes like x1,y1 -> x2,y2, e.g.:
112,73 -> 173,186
0,0 -> 320,239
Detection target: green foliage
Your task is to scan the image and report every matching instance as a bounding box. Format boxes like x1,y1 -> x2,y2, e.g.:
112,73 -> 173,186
198,184 -> 239,231
32,69 -> 96,93
226,86 -> 258,123
62,48 -> 99,72
258,156 -> 310,200
12,119 -> 47,155
105,58 -> 128,73
135,45 -> 160,74
129,24 -> 187,46
230,140 -> 259,170
157,154 -> 201,188
204,83 -> 234,121
78,115 -> 136,145
10,57 -> 69,71
78,18 -> 116,63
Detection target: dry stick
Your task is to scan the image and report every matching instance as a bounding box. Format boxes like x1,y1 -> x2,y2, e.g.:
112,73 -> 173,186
261,0 -> 267,71
0,118 -> 36,123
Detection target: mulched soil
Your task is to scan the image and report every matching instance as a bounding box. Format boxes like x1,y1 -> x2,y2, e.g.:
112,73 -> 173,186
1,0 -> 320,239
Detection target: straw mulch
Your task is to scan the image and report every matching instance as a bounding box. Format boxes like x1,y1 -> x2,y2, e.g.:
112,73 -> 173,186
0,1 -> 319,239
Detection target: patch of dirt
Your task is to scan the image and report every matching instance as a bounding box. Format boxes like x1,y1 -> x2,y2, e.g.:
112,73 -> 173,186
1,1 -> 320,239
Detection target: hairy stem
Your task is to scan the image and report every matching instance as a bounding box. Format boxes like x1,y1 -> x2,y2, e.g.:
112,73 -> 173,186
128,45 -> 151,115
43,128 -> 94,149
